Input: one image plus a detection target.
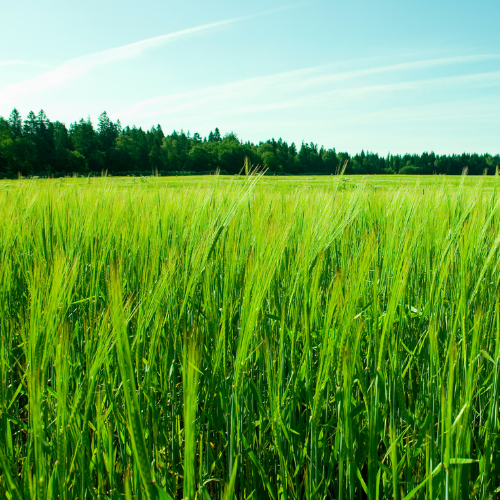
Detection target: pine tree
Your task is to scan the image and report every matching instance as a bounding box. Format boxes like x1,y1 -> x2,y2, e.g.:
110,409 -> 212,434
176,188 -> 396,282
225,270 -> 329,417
35,110 -> 55,174
8,109 -> 22,138
23,111 -> 37,137
97,111 -> 119,150
208,127 -> 221,142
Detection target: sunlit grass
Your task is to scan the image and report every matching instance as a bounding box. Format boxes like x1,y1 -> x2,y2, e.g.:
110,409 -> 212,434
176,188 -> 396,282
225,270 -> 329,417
0,173 -> 499,499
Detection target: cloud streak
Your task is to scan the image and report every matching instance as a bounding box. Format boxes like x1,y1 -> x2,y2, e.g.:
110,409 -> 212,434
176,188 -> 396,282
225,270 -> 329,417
0,8 -> 285,107
117,54 -> 500,121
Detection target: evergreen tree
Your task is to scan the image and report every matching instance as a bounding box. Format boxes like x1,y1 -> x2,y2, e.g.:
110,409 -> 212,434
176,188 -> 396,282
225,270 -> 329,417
35,110 -> 56,174
208,127 -> 221,142
0,118 -> 14,176
69,118 -> 100,173
322,148 -> 339,174
23,111 -> 37,138
97,111 -> 120,151
8,109 -> 22,138
52,121 -> 71,171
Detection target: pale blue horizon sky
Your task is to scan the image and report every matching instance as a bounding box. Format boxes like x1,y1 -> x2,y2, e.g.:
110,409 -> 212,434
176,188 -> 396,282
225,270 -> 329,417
1,0 -> 499,155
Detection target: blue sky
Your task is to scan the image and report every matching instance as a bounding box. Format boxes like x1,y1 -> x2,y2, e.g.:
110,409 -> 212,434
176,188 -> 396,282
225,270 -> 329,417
1,0 -> 499,154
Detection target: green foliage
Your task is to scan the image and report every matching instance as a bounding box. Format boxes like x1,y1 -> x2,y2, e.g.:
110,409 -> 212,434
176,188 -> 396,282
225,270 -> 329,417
1,109 -> 499,178
0,174 -> 499,499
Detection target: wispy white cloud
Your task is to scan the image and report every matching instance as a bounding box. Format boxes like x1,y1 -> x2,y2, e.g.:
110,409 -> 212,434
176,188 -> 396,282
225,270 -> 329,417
347,99 -> 500,127
277,96 -> 500,129
300,70 -> 500,106
117,55 -> 500,121
278,54 -> 500,92
0,9 -> 285,107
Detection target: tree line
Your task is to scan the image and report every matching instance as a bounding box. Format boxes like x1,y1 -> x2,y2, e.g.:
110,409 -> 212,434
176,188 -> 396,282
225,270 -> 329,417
1,109 -> 499,178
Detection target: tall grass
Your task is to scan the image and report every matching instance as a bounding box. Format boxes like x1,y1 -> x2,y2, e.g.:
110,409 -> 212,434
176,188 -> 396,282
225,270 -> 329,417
0,174 -> 499,499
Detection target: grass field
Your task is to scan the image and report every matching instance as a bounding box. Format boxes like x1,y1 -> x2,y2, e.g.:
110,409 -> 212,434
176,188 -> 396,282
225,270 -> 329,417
0,173 -> 499,499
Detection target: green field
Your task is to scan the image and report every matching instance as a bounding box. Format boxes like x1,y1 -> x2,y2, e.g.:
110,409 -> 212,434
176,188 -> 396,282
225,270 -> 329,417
0,174 -> 499,499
